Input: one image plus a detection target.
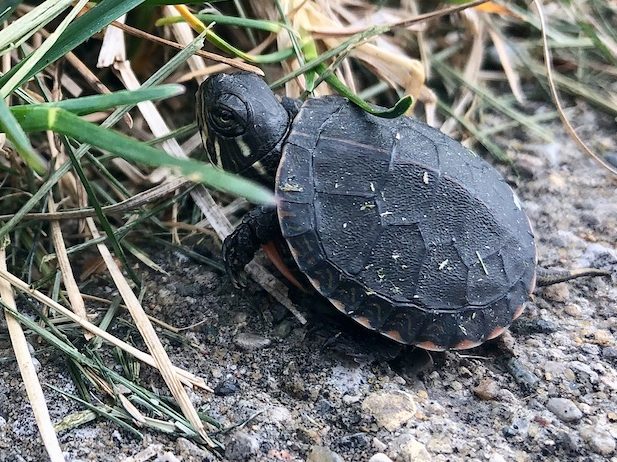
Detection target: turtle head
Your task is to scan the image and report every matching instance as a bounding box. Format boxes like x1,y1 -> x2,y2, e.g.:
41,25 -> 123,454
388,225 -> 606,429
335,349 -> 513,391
196,72 -> 290,185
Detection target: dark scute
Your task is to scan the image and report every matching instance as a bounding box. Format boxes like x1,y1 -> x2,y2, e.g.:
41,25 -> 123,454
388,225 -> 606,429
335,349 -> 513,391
285,97 -> 342,151
500,236 -> 534,286
319,97 -> 396,154
360,225 -> 426,302
285,230 -> 323,271
414,242 -> 469,310
378,163 -> 439,225
456,202 -> 508,267
303,260 -> 341,297
313,137 -> 390,195
379,305 -> 429,344
394,122 -> 441,169
352,294 -> 395,330
314,193 -> 382,275
466,252 -> 511,306
276,145 -> 313,204
278,200 -> 314,238
416,175 -> 478,245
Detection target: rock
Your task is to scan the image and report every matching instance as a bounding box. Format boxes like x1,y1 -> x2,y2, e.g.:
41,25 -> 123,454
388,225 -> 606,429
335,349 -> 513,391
362,391 -> 417,432
225,431 -> 259,461
488,454 -> 507,462
506,358 -> 540,391
307,446 -> 344,462
474,378 -> 500,401
449,381 -> 463,392
372,438 -> 387,452
234,333 -> 271,350
546,398 -> 583,422
580,426 -> 616,456
368,453 -> 393,462
542,283 -> 570,303
175,437 -> 216,461
503,416 -> 530,438
603,346 -> 617,361
563,303 -> 582,317
214,379 -> 238,396
398,438 -> 431,462
426,435 -> 453,454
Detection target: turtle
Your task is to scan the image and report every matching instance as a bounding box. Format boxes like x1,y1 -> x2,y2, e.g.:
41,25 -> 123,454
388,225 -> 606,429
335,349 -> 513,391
196,72 -> 609,351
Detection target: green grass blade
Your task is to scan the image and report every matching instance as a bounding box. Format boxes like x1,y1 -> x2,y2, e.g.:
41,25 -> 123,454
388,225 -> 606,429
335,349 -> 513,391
156,14 -> 283,33
22,85 -> 185,115
11,107 -> 274,205
0,97 -> 46,174
0,0 -> 90,98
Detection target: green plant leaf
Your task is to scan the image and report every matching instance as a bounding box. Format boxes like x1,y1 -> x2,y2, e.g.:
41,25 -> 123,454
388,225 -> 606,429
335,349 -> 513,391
0,96 -> 46,174
11,106 -> 274,205
22,85 -> 186,115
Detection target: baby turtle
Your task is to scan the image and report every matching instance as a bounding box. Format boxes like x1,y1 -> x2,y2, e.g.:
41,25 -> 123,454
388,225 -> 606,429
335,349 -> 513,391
196,72 -> 608,351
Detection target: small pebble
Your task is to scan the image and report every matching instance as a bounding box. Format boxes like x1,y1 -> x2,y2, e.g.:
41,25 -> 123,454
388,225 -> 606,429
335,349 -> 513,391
225,431 -> 259,461
214,379 -> 238,396
473,378 -> 500,401
233,333 -> 271,350
307,446 -> 344,462
368,453 -> 393,462
450,381 -> 463,391
563,304 -> 582,317
580,426 -> 616,456
546,398 -> 583,422
427,435 -> 453,454
542,284 -> 570,303
489,454 -> 507,462
506,358 -> 540,391
362,391 -> 416,432
372,438 -> 387,452
398,438 -> 430,462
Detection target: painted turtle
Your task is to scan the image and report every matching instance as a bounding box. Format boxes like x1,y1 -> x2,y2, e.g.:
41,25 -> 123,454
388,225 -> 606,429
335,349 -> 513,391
196,72 -> 608,351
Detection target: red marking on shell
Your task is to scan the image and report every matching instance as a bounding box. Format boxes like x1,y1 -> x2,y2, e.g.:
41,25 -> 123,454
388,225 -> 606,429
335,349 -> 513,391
452,339 -> 483,350
415,341 -> 447,352
383,330 -> 405,344
486,325 -> 507,340
513,304 -> 525,320
353,316 -> 373,329
529,269 -> 537,295
330,298 -> 347,314
261,241 -> 306,291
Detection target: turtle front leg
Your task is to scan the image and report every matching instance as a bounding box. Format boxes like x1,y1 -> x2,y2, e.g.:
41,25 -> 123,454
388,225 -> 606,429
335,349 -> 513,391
222,205 -> 278,288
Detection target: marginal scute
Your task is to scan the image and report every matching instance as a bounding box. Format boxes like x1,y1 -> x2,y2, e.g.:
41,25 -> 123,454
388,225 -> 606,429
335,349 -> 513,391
276,97 -> 537,350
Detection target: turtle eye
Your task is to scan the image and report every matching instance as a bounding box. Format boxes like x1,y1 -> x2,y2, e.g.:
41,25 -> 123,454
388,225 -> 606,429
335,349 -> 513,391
208,94 -> 248,137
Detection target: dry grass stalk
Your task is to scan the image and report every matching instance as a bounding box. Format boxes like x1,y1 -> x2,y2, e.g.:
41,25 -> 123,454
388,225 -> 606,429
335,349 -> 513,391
84,217 -> 214,444
0,249 -> 65,462
47,196 -> 91,339
0,266 -> 209,390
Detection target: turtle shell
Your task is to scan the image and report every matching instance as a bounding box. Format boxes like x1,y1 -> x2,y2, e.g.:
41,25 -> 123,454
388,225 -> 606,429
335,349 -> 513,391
275,96 -> 536,350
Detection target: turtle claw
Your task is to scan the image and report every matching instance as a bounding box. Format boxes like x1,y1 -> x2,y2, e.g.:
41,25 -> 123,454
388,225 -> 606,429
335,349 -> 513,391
227,265 -> 248,289
222,231 -> 252,289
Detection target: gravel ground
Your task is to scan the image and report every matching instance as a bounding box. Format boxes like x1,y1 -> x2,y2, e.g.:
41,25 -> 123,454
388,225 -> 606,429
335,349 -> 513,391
0,104 -> 616,462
